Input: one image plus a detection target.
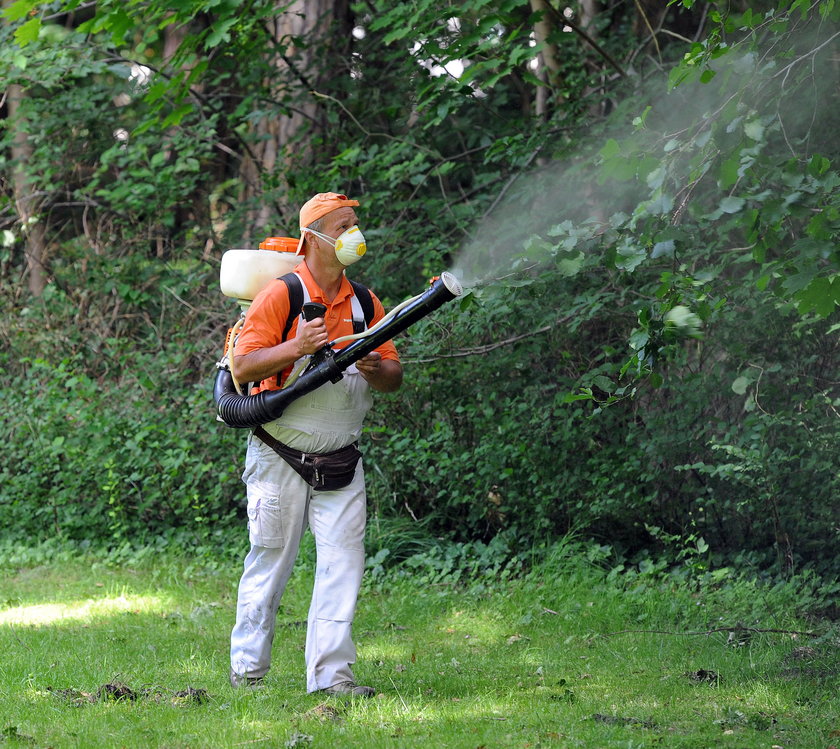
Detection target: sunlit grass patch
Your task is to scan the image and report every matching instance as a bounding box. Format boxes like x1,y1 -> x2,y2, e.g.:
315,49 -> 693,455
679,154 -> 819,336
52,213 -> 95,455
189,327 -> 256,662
0,550 -> 836,749
0,594 -> 173,626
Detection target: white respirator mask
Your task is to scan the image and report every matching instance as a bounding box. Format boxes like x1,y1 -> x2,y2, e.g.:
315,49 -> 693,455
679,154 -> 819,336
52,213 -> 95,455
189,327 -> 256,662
304,226 -> 368,266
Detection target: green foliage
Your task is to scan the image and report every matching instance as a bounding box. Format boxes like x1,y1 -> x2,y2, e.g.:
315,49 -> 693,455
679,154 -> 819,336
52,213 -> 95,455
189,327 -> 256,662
0,359 -> 243,544
0,0 -> 837,576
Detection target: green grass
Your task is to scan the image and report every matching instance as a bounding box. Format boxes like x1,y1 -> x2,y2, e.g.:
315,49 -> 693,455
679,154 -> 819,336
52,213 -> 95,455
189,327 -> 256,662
0,541 -> 837,748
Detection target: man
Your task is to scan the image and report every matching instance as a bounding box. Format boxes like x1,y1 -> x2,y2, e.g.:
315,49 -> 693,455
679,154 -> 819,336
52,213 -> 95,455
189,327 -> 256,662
229,192 -> 403,697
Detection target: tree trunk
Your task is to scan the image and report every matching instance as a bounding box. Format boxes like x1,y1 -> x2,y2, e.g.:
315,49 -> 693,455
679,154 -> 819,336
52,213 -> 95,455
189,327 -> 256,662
156,18 -> 203,259
529,0 -> 565,122
239,0 -> 352,242
578,0 -> 605,117
579,0 -> 600,29
7,83 -> 47,296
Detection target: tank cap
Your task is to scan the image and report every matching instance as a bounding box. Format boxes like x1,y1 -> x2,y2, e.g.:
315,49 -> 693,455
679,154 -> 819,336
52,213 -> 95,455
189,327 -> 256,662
259,236 -> 299,252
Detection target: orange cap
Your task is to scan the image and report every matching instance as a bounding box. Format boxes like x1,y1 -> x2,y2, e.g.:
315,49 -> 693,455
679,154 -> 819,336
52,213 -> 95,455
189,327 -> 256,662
296,192 -> 360,254
259,236 -> 299,252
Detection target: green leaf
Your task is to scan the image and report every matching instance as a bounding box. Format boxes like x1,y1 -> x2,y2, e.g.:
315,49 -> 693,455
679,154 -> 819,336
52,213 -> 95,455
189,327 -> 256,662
2,0 -> 35,22
562,390 -> 593,403
632,106 -> 652,130
161,104 -> 193,129
592,375 -> 614,393
664,305 -> 700,334
600,153 -> 639,183
508,44 -> 536,67
731,376 -> 751,395
106,9 -> 134,45
458,292 -> 477,312
599,139 -> 620,159
644,194 -> 674,216
646,166 -> 665,190
14,16 -> 41,46
807,154 -> 831,177
782,267 -> 818,294
719,196 -> 745,214
790,0 -> 810,18
743,120 -> 764,141
795,276 -> 837,318
557,252 -> 584,277
718,153 -> 740,189
205,17 -> 237,48
629,330 -> 649,352
383,24 -> 413,44
615,239 -> 646,272
651,240 -> 675,259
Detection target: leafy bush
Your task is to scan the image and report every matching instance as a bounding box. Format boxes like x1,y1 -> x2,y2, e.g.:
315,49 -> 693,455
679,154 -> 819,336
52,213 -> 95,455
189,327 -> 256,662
0,358 -> 244,545
1,0 -> 837,578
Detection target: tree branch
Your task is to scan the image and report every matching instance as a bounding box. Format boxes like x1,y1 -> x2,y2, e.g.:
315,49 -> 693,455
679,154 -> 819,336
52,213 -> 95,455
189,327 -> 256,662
310,90 -> 439,158
541,4 -> 627,79
405,311 -> 576,364
773,30 -> 840,83
634,0 -> 662,66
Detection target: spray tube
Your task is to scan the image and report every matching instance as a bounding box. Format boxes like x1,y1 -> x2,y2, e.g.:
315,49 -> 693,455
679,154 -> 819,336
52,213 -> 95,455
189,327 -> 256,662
214,272 -> 463,429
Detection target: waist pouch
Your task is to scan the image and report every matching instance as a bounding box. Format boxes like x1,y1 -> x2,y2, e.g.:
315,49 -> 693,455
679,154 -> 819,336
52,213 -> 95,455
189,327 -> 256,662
253,426 -> 362,491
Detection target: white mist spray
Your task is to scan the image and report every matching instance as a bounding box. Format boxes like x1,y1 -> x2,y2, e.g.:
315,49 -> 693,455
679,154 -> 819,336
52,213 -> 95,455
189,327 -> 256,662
448,22 -> 838,293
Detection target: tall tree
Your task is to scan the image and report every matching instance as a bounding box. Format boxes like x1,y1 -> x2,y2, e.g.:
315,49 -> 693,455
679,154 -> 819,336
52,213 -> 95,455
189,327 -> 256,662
5,81 -> 46,296
2,0 -> 47,295
239,0 -> 354,239
529,0 -> 564,120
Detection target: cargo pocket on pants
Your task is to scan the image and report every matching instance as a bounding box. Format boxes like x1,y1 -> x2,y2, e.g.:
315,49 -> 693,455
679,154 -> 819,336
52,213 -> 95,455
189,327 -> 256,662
246,481 -> 286,548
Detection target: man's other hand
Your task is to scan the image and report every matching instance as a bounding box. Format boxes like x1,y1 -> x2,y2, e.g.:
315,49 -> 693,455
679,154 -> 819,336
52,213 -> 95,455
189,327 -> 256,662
356,352 -> 403,393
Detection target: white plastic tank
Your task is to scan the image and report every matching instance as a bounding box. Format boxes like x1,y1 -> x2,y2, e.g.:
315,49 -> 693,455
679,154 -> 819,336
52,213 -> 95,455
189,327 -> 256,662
220,237 -> 302,306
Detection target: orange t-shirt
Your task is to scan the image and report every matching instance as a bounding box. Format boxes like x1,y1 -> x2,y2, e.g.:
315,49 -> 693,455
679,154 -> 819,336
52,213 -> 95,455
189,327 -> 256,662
234,262 -> 399,393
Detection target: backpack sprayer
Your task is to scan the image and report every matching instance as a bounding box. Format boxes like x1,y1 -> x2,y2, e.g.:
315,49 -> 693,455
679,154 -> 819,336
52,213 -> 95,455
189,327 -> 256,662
213,237 -> 463,429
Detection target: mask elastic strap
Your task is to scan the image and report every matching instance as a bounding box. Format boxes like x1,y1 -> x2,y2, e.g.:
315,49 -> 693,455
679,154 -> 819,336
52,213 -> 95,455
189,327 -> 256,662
301,227 -> 336,247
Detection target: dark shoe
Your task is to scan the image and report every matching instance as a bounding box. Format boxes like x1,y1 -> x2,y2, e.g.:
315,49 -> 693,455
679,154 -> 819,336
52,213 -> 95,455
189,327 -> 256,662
230,669 -> 265,689
321,680 -> 375,698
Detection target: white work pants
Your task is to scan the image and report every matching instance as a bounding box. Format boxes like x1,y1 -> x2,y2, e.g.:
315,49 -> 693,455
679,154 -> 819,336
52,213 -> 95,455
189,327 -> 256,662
230,437 -> 367,692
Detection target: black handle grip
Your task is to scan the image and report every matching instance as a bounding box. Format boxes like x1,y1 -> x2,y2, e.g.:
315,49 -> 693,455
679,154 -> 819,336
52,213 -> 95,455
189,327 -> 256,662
302,302 -> 327,321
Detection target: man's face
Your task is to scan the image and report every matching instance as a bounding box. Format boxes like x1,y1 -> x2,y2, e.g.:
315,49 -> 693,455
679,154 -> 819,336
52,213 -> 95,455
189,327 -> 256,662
321,206 -> 358,241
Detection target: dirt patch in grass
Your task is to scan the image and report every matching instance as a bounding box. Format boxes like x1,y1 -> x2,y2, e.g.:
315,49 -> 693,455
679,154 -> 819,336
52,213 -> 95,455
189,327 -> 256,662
592,713 -> 657,729
47,681 -> 209,707
303,702 -> 342,722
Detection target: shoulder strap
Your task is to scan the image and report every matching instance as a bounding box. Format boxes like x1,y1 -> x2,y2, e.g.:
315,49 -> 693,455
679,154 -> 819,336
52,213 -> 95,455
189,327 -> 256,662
279,273 -> 374,338
273,272 -> 305,391
279,272 -> 303,342
348,279 -> 375,326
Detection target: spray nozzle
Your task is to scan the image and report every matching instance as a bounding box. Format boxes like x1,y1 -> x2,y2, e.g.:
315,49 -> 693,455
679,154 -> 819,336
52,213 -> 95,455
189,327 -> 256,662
439,272 -> 463,297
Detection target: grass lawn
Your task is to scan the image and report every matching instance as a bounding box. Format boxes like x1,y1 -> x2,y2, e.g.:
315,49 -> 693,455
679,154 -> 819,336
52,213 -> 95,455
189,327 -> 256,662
0,541 -> 837,748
